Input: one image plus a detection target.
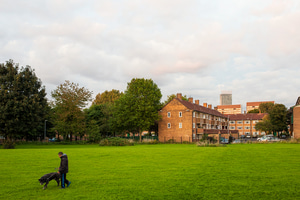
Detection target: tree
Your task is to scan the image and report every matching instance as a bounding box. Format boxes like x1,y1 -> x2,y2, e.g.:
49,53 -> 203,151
0,60 -> 48,141
259,102 -> 274,113
163,94 -> 188,105
51,80 -> 92,141
85,104 -> 113,141
255,115 -> 273,135
269,104 -> 288,135
248,109 -> 259,113
112,78 -> 162,142
92,89 -> 123,105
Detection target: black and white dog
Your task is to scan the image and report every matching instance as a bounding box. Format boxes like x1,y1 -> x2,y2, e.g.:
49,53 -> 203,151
39,172 -> 60,189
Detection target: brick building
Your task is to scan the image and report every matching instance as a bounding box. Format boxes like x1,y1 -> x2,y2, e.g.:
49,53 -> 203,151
158,93 -> 236,142
216,104 -> 242,115
246,101 -> 275,113
227,113 -> 268,137
291,97 -> 300,139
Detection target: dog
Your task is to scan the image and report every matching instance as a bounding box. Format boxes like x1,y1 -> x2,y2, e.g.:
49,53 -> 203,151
39,172 -> 60,189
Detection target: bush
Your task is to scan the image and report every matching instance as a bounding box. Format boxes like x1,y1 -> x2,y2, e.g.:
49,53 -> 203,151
99,137 -> 134,146
2,140 -> 15,149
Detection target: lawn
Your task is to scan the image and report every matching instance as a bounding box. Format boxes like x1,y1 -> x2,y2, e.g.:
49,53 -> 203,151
0,143 -> 300,200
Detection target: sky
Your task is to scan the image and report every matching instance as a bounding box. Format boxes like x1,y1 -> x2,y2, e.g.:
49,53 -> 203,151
1,0 -> 300,111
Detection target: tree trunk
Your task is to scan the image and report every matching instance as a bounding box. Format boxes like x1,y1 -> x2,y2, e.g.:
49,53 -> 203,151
139,129 -> 142,142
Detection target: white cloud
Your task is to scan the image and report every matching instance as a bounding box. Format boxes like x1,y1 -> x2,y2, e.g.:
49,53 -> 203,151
1,0 -> 300,108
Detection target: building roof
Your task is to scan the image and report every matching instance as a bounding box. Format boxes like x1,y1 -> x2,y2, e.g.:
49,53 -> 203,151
296,97 -> 300,106
246,101 -> 274,106
227,113 -> 268,121
217,104 -> 241,109
176,98 -> 226,118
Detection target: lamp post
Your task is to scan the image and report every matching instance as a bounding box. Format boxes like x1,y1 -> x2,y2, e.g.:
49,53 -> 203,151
44,120 -> 47,141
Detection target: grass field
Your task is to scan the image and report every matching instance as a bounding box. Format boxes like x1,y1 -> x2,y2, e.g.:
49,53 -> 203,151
0,143 -> 300,200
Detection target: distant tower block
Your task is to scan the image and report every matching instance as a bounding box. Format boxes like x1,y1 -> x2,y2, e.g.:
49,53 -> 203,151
220,91 -> 232,105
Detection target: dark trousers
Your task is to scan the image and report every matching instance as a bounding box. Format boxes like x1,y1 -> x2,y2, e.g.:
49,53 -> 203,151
61,173 -> 69,188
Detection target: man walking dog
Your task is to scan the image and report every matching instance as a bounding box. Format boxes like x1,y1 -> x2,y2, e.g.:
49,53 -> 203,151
58,152 -> 71,189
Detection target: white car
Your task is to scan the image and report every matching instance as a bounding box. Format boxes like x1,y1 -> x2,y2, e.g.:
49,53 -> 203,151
257,135 -> 274,141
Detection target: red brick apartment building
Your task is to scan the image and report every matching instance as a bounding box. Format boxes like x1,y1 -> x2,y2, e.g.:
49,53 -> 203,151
217,104 -> 242,115
291,97 -> 300,139
227,113 -> 268,137
246,101 -> 275,112
158,93 -> 237,142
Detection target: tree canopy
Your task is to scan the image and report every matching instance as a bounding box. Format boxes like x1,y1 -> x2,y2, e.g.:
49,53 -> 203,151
259,102 -> 274,113
92,89 -> 123,105
51,80 -> 92,141
112,78 -> 162,141
0,60 -> 48,141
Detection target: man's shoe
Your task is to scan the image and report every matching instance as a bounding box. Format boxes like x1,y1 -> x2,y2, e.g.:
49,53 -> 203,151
67,182 -> 71,187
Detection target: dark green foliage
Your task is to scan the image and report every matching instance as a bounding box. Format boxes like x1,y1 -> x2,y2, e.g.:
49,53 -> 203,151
99,137 -> 133,146
0,60 -> 48,140
85,104 -> 114,142
112,78 -> 162,142
2,140 -> 15,149
259,102 -> 274,113
248,109 -> 259,113
269,104 -> 288,133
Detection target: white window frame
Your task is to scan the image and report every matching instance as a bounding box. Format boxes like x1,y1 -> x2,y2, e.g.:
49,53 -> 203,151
167,123 -> 171,128
237,121 -> 243,124
179,112 -> 182,117
179,123 -> 182,128
193,123 -> 195,128
167,112 -> 171,118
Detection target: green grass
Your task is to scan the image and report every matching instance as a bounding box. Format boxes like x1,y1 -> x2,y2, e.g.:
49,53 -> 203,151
1,143 -> 300,199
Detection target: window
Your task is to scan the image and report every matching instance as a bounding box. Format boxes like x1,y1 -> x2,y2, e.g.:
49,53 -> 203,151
179,112 -> 182,117
167,112 -> 171,118
230,121 -> 235,124
237,127 -> 243,130
237,121 -> 243,124
244,121 -> 250,124
179,123 -> 182,128
167,123 -> 171,128
193,123 -> 195,128
230,126 -> 235,130
193,112 -> 195,118
245,126 -> 250,130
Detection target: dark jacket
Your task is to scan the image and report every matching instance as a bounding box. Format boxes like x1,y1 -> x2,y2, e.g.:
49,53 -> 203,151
59,154 -> 69,174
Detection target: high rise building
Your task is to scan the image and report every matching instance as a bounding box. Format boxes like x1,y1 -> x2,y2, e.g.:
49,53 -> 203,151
220,91 -> 232,105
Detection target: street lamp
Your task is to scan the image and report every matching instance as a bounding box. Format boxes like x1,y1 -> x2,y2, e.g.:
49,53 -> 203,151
44,120 -> 47,141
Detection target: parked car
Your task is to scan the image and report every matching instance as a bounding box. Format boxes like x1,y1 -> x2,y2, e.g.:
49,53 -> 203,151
220,137 -> 229,144
232,139 -> 241,144
49,137 -> 57,142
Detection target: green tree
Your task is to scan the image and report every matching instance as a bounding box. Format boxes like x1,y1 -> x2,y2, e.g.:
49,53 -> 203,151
112,78 -> 162,142
269,104 -> 288,135
163,94 -> 188,105
248,109 -> 259,113
259,102 -> 274,113
92,89 -> 123,105
0,60 -> 48,141
85,104 -> 113,142
51,80 -> 92,141
255,115 -> 273,135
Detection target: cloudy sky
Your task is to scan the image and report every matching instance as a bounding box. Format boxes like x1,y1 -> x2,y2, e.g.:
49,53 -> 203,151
1,0 -> 300,110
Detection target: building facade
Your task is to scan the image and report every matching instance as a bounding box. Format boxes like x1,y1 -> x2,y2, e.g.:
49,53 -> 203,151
158,93 -> 233,142
227,113 -> 268,137
220,91 -> 232,105
246,101 -> 275,112
217,104 -> 242,115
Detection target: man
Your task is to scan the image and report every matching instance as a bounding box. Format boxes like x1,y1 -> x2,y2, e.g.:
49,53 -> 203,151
58,152 -> 71,189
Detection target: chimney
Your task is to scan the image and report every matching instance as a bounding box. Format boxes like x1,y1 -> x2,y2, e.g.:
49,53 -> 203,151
195,100 -> 199,105
208,104 -> 212,109
188,97 -> 193,103
177,93 -> 182,100
214,106 -> 218,110
203,103 -> 207,108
